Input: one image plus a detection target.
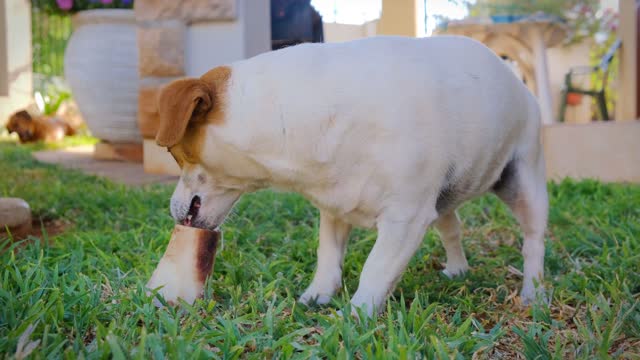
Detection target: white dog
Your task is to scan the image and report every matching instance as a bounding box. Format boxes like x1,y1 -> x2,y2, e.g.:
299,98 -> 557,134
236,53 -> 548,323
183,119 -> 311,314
153,36 -> 548,315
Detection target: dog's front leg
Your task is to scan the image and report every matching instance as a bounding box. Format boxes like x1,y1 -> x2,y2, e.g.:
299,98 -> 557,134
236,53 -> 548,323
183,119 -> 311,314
299,210 -> 351,305
350,206 -> 437,316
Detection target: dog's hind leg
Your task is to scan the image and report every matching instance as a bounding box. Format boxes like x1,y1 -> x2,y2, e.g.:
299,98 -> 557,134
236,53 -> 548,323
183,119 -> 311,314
434,210 -> 469,278
299,210 -> 351,305
493,150 -> 548,304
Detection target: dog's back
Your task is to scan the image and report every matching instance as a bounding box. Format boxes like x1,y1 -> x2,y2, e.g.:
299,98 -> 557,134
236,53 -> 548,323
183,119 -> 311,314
224,36 -> 541,217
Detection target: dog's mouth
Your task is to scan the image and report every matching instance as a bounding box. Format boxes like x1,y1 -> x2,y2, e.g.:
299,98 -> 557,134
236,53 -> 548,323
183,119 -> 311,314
183,196 -> 201,227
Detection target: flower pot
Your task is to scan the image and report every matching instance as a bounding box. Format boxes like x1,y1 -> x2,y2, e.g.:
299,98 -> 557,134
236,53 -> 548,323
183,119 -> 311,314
64,9 -> 141,143
566,92 -> 582,106
490,14 -> 525,23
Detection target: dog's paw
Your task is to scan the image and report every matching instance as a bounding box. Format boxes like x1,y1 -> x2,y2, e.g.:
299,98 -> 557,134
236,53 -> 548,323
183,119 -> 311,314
299,289 -> 333,306
299,278 -> 341,306
520,284 -> 548,306
442,264 -> 469,279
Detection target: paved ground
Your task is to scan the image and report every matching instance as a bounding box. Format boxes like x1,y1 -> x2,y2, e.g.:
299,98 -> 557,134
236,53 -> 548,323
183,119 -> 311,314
33,146 -> 178,186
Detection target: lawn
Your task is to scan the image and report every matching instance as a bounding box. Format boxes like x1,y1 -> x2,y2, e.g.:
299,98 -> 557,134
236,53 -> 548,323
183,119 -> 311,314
1,138 -> 639,359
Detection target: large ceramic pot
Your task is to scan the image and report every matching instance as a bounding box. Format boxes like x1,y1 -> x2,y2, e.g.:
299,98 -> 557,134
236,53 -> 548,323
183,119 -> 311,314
64,9 -> 141,143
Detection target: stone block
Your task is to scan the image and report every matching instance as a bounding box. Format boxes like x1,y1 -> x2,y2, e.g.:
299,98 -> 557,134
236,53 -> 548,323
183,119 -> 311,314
138,85 -> 162,138
135,0 -> 237,23
138,22 -> 185,77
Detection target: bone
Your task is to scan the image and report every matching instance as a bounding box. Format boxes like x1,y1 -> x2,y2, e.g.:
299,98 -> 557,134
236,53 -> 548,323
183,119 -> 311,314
146,224 -> 219,305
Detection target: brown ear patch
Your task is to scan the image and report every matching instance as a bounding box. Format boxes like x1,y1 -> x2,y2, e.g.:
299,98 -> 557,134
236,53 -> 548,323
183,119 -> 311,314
13,110 -> 32,121
200,66 -> 231,126
156,78 -> 213,148
7,110 -> 32,129
155,66 -> 232,160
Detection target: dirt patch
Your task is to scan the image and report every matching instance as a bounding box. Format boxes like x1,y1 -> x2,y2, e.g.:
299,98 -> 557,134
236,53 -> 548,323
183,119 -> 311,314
1,217 -> 71,252
27,217 -> 70,239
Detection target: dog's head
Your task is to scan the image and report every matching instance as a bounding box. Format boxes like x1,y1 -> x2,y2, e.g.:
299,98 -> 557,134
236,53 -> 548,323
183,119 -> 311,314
6,110 -> 36,142
156,67 -> 243,231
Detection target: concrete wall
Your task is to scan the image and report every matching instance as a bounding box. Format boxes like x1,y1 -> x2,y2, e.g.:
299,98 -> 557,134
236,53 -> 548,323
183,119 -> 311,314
0,0 -> 32,125
242,0 -> 271,59
323,20 -> 378,43
543,121 -> 640,182
186,21 -> 244,76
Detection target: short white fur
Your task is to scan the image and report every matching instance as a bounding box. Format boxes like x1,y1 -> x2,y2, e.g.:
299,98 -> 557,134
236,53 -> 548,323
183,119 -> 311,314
167,36 -> 548,316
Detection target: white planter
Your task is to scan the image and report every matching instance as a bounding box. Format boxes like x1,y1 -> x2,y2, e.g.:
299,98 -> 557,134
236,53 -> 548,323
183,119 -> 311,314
64,9 -> 141,143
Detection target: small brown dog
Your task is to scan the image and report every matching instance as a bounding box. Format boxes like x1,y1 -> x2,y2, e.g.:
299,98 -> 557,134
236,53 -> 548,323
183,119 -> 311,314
6,110 -> 75,143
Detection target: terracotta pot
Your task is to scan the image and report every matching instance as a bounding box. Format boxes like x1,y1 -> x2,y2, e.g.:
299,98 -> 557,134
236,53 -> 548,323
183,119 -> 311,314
64,9 -> 141,143
566,92 -> 583,106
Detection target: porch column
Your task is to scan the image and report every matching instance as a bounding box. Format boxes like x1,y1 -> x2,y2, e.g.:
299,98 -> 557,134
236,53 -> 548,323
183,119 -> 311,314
378,0 -> 418,37
529,26 -> 555,124
616,0 -> 638,121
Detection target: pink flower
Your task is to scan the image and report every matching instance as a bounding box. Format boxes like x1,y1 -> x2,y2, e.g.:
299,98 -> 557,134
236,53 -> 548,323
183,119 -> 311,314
100,0 -> 113,3
56,0 -> 73,10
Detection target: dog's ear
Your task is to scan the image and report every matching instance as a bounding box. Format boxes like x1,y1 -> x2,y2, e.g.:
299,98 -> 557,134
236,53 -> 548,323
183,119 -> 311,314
14,110 -> 32,121
156,78 -> 213,147
7,110 -> 32,127
6,110 -> 31,132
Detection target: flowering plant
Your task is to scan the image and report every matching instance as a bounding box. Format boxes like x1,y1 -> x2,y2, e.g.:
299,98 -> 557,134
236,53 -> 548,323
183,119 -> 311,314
38,0 -> 133,14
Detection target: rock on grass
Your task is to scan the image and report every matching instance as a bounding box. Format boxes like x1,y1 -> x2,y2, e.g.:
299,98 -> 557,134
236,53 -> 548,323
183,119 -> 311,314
0,197 -> 32,239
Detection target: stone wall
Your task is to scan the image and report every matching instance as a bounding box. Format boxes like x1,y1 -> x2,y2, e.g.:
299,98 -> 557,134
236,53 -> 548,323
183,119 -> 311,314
134,0 -> 238,140
135,0 -> 271,175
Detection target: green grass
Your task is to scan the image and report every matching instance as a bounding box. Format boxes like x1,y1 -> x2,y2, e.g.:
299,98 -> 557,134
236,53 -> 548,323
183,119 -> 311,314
1,138 -> 639,359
